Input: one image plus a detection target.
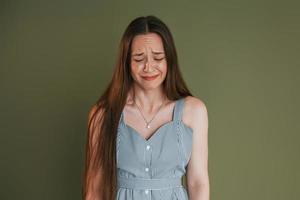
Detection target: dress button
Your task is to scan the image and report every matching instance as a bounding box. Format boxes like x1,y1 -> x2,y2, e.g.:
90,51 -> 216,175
145,167 -> 149,172
146,145 -> 151,150
145,189 -> 149,194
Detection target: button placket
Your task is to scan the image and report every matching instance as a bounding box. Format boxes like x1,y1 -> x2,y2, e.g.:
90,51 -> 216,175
145,144 -> 151,172
144,144 -> 151,173
144,142 -> 152,197
144,143 -> 152,175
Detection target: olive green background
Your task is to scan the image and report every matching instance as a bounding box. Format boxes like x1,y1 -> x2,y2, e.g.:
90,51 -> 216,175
1,0 -> 299,199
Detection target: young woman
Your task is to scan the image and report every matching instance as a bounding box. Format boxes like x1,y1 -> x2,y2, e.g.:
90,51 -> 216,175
83,15 -> 209,200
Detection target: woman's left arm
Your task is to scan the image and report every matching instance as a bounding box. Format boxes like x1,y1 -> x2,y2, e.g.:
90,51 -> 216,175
186,97 -> 210,200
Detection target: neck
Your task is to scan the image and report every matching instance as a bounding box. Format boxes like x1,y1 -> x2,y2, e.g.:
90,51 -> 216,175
128,85 -> 168,113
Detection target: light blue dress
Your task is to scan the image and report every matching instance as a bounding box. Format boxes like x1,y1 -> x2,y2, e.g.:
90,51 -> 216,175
116,97 -> 193,200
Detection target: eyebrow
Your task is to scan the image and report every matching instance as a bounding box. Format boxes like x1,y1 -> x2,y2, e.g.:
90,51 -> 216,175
132,51 -> 164,56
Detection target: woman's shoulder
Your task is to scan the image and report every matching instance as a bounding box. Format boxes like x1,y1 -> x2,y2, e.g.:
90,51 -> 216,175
184,96 -> 207,111
182,96 -> 208,128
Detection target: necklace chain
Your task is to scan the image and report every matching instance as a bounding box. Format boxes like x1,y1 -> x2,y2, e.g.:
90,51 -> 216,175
133,96 -> 167,129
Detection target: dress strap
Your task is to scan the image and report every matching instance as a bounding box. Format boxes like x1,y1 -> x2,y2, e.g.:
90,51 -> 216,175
173,97 -> 185,122
119,110 -> 125,126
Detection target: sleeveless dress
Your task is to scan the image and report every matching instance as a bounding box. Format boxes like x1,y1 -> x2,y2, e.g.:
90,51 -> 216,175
116,97 -> 193,200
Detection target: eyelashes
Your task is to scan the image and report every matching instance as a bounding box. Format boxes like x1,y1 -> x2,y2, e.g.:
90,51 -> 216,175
134,58 -> 165,62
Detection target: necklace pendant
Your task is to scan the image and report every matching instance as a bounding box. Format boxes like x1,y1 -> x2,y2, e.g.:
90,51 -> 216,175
146,124 -> 151,129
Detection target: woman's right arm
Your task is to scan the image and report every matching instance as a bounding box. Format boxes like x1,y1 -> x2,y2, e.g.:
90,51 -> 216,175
84,105 -> 104,200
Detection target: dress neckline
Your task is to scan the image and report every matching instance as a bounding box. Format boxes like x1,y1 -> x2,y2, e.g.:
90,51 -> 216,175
121,98 -> 181,142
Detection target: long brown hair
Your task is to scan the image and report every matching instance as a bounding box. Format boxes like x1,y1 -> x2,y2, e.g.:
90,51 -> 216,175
82,15 -> 193,200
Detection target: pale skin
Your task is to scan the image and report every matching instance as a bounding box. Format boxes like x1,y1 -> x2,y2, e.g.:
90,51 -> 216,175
87,32 -> 209,200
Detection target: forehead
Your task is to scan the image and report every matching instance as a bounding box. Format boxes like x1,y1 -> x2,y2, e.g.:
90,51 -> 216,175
131,33 -> 164,53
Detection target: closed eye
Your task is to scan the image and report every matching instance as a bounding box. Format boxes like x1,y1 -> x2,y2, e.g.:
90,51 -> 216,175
134,58 -> 165,62
134,59 -> 144,62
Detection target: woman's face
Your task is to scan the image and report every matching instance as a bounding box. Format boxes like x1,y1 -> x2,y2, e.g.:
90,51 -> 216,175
130,33 -> 167,90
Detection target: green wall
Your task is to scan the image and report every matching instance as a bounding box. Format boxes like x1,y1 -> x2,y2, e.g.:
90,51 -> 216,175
1,0 -> 299,199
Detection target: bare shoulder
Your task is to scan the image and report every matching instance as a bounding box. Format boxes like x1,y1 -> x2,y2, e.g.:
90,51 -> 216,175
184,96 -> 208,113
183,96 -> 208,130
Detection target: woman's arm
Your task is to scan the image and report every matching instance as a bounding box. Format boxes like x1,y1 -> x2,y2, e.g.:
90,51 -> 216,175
186,97 -> 210,200
84,105 -> 104,200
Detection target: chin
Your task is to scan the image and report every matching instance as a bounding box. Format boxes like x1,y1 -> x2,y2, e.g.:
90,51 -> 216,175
142,82 -> 164,90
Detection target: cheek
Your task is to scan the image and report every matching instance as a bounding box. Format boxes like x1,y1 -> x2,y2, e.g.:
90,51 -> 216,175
130,64 -> 140,79
131,61 -> 143,70
159,62 -> 168,76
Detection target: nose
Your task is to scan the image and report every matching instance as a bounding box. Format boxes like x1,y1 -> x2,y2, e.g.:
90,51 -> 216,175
144,58 -> 155,72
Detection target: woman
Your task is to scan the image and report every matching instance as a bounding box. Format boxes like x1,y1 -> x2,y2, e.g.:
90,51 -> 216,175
83,15 -> 209,200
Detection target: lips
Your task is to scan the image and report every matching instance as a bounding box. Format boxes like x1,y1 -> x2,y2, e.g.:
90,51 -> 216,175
141,75 -> 159,81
